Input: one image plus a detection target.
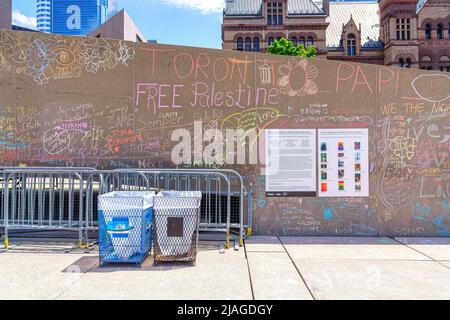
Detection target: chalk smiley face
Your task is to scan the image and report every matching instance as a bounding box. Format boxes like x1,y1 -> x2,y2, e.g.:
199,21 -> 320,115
411,74 -> 450,103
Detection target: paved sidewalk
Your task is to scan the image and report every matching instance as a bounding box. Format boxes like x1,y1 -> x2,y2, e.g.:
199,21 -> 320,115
1,237 -> 450,300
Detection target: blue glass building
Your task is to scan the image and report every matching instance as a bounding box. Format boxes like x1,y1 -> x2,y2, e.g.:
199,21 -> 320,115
37,0 -> 117,35
37,0 -> 52,32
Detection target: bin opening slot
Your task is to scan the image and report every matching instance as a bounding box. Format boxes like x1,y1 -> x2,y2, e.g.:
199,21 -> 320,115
167,217 -> 184,238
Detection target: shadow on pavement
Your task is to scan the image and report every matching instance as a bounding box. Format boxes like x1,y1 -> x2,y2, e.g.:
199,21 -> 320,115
61,241 -> 225,273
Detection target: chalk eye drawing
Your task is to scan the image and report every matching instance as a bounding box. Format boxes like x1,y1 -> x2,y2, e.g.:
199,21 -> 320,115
258,60 -> 272,85
411,74 -> 450,103
278,58 -> 318,97
0,32 -> 135,85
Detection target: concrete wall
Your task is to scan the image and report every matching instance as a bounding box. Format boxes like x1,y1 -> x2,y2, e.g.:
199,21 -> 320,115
1,30 -> 449,237
0,0 -> 12,30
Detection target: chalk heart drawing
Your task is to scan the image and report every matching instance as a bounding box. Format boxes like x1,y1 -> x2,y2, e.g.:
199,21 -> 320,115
278,58 -> 319,97
411,74 -> 450,103
257,197 -> 266,209
377,139 -> 388,154
389,136 -> 417,160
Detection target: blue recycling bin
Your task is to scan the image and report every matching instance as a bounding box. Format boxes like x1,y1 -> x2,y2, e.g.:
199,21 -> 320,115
98,191 -> 155,266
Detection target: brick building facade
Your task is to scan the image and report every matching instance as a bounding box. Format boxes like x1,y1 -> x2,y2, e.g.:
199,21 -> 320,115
222,0 -> 450,71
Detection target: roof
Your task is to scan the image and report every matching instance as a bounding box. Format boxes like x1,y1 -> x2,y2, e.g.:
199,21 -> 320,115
326,1 -> 382,49
12,25 -> 38,32
225,0 -> 262,15
417,0 -> 427,13
224,0 -> 325,16
289,0 -> 324,15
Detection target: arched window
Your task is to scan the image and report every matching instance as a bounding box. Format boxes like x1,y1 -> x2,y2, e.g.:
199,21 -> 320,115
307,37 -> 314,47
237,37 -> 243,51
398,57 -> 412,68
437,23 -> 443,40
291,36 -> 297,46
299,37 -> 306,46
268,37 -> 274,46
347,34 -> 356,56
425,24 -> 432,39
253,37 -> 260,52
405,58 -> 411,68
245,37 -> 252,51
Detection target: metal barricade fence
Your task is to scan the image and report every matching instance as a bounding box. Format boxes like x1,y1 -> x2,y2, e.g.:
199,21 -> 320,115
0,168 -> 101,249
0,167 -> 253,250
112,169 -> 252,247
109,170 -> 235,248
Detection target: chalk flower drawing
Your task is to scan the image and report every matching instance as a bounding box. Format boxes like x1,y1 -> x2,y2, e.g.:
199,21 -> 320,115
0,31 -> 135,85
81,48 -> 101,73
278,58 -> 319,97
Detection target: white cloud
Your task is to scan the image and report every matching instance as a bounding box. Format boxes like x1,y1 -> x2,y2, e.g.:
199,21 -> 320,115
107,0 -> 119,18
12,10 -> 37,29
160,0 -> 224,14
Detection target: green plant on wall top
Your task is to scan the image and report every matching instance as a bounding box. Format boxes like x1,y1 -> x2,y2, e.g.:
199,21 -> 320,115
267,38 -> 317,58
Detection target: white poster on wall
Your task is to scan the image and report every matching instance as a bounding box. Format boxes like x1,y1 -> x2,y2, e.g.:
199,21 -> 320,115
318,129 -> 369,197
265,129 -> 317,197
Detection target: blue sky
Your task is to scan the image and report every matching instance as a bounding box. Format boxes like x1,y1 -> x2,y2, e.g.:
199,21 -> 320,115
11,0 -> 224,48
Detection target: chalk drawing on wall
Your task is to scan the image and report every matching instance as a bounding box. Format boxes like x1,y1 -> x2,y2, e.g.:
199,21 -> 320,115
220,107 -> 285,137
258,60 -> 272,85
0,32 -> 135,85
389,136 -> 417,161
278,58 -> 318,97
411,74 -> 450,103
2,29 -> 450,237
413,202 -> 450,236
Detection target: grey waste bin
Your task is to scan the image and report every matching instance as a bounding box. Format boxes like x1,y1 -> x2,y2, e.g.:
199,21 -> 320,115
153,191 -> 202,264
98,191 -> 155,266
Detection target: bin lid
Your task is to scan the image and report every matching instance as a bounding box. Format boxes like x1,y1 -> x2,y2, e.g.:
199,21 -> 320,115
155,191 -> 202,198
99,191 -> 155,209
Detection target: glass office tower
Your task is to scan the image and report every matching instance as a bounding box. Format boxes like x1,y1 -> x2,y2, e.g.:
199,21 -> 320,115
36,0 -> 51,32
37,0 -> 116,35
